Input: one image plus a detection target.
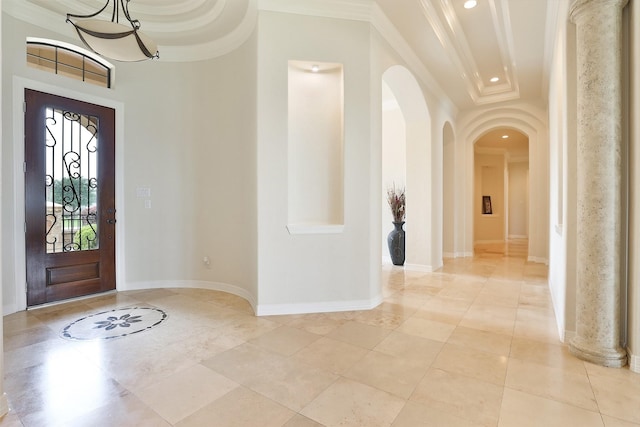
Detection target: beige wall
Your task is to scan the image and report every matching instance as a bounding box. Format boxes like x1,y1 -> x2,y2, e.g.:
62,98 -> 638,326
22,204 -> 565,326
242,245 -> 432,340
2,13 -> 259,312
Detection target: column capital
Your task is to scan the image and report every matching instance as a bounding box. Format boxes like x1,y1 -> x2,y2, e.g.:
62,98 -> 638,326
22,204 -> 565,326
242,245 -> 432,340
570,0 -> 629,23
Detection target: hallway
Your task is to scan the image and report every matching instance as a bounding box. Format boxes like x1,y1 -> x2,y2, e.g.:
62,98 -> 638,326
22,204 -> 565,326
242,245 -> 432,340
2,241 -> 639,426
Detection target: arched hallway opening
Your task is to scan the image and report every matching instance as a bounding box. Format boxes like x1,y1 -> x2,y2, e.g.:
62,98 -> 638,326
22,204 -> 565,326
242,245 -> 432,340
381,66 -> 434,270
473,128 -> 530,250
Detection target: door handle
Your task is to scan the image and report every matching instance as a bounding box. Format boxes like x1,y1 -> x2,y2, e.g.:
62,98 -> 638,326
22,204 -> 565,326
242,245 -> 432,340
106,219 -> 116,224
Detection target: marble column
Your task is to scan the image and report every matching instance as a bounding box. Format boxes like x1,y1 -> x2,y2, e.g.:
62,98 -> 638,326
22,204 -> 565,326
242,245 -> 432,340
0,0 -> 9,415
569,0 -> 628,367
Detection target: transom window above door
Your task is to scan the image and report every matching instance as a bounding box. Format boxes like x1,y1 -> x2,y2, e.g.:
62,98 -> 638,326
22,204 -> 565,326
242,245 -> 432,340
26,37 -> 113,88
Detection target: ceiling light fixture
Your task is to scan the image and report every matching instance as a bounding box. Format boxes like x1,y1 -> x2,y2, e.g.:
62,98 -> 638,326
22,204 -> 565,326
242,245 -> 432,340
66,0 -> 159,62
490,77 -> 500,83
463,0 -> 478,9
311,64 -> 320,73
502,135 -> 509,139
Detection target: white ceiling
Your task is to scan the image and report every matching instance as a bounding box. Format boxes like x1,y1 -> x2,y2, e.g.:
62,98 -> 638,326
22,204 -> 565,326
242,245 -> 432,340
4,0 -> 555,114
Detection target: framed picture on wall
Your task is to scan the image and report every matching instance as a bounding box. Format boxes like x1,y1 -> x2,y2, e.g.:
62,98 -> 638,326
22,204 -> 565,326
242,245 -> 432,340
482,196 -> 492,214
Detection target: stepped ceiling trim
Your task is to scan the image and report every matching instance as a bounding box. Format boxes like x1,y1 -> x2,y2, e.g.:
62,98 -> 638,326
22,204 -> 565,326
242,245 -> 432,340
420,0 -> 520,106
4,0 -> 551,111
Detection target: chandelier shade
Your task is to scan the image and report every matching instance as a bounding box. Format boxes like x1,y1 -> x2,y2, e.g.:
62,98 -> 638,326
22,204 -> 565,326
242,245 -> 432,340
67,0 -> 159,62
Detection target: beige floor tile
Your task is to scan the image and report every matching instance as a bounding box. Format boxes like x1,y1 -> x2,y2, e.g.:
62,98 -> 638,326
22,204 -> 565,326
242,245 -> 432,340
249,325 -> 320,356
447,326 -> 512,356
410,368 -> 504,427
5,348 -> 127,427
3,312 -> 46,335
586,365 -> 640,424
518,284 -> 553,309
509,337 -> 586,374
0,242 -> 561,427
344,350 -> 429,398
291,336 -> 368,374
459,304 -> 516,336
243,358 -> 338,412
437,282 -> 484,302
4,338 -> 74,374
498,388 -> 604,427
218,314 -> 281,341
392,401 -> 485,427
601,415 -> 640,427
374,331 -> 444,366
165,325 -> 246,363
176,386 -> 295,427
396,317 -> 456,342
283,414 -> 325,427
512,306 -> 559,344
327,320 -> 391,349
355,306 -> 410,330
107,348 -> 201,393
301,377 -> 405,427
412,296 -> 470,325
505,358 -> 598,411
135,364 -> 239,424
4,326 -> 60,352
432,343 -> 508,386
285,313 -> 347,335
83,293 -> 142,311
384,292 -> 431,310
202,343 -> 286,384
62,392 -> 172,427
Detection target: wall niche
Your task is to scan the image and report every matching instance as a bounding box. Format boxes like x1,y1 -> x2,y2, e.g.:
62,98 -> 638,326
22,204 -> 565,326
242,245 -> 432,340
287,60 -> 344,234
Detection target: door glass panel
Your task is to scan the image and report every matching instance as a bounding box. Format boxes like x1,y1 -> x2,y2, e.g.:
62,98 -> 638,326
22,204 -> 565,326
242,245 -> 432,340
45,108 -> 99,253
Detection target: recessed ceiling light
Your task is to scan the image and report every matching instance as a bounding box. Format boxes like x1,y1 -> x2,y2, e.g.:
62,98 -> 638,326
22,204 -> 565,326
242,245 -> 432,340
311,64 -> 320,73
502,135 -> 509,139
464,0 -> 478,9
490,77 -> 500,83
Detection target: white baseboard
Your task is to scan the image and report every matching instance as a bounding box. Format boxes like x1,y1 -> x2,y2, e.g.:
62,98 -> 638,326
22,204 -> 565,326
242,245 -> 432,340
256,294 -> 383,316
121,280 -> 258,314
508,234 -> 528,239
443,252 -> 455,258
474,239 -> 505,244
121,280 -> 384,318
629,350 -> 640,373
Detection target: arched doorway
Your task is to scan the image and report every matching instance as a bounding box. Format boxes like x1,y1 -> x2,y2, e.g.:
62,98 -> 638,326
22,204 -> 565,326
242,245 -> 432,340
473,128 -> 529,250
381,66 -> 433,269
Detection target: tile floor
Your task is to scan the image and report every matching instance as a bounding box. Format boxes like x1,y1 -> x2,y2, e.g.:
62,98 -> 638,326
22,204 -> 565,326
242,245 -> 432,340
2,240 -> 639,426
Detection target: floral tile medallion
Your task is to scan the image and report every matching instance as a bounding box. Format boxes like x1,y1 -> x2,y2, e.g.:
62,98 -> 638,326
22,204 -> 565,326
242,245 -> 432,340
60,306 -> 168,341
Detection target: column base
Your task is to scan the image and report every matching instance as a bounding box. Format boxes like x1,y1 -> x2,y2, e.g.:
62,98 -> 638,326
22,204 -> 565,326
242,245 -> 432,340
569,336 -> 627,368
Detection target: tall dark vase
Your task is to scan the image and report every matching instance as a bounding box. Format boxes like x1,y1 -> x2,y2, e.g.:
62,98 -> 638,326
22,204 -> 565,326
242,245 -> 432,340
387,221 -> 405,266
